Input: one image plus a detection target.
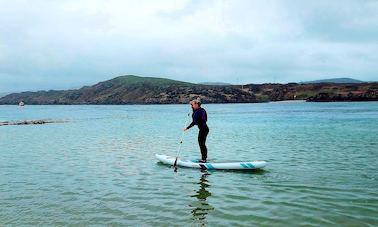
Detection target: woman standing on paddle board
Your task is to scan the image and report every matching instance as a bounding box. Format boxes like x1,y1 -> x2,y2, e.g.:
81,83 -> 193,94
183,98 -> 209,163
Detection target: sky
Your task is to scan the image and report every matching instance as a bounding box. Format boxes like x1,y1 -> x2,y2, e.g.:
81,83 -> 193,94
0,0 -> 377,92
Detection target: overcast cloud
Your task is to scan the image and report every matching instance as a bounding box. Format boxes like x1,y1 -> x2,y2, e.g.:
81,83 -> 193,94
0,0 -> 377,92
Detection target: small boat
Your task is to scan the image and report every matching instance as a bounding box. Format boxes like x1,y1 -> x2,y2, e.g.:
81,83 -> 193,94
18,101 -> 25,106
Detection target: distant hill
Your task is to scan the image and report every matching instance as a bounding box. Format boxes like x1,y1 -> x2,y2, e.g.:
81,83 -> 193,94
105,75 -> 194,87
199,82 -> 232,86
0,75 -> 377,104
304,78 -> 364,84
0,75 -> 258,104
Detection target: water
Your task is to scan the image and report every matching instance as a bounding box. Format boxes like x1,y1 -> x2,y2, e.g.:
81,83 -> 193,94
1,102 -> 377,226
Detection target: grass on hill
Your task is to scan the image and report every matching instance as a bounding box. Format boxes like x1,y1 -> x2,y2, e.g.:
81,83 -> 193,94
108,75 -> 195,87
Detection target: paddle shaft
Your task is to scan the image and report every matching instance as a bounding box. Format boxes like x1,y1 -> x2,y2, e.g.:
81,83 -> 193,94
174,113 -> 191,171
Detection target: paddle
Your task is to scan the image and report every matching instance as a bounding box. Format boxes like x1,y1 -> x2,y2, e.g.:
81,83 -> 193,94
174,112 -> 191,172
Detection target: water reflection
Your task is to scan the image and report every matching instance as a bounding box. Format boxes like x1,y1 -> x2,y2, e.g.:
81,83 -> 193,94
190,171 -> 214,226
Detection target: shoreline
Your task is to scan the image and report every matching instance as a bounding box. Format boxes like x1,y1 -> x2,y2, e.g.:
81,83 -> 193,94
2,99 -> 378,106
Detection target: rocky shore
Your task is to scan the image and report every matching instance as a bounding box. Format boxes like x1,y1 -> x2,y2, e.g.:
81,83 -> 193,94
0,119 -> 66,126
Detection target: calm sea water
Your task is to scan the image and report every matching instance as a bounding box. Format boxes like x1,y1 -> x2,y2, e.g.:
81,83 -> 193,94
1,102 -> 377,226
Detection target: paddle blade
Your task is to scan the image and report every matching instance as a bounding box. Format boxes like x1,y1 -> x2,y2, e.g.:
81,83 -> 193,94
173,157 -> 178,172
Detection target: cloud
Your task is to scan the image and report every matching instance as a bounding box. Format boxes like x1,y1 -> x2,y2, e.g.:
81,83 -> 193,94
0,0 -> 377,92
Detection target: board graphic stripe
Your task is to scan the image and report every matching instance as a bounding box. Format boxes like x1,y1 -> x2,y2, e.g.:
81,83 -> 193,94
206,164 -> 215,170
199,164 -> 207,170
240,163 -> 248,168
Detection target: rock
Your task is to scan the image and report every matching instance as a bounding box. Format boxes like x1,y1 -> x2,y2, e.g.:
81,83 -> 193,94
0,119 -> 67,126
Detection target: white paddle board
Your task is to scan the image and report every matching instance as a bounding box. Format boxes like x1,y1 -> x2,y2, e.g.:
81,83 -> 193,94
156,154 -> 267,170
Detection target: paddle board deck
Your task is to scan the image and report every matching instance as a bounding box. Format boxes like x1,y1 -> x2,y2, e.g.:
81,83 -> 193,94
155,154 -> 267,170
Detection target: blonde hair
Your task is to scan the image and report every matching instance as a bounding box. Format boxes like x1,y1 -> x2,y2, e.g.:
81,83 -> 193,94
190,97 -> 201,106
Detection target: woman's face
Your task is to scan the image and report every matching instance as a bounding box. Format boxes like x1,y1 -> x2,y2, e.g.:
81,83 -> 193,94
191,102 -> 199,110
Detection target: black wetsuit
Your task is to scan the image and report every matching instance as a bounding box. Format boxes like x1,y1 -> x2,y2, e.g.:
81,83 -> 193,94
186,107 -> 209,161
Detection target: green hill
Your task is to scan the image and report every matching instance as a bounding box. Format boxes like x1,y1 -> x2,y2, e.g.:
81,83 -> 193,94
98,75 -> 194,87
0,75 -> 258,104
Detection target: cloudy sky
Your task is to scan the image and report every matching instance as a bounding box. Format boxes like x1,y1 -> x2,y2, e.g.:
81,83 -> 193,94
0,0 -> 377,92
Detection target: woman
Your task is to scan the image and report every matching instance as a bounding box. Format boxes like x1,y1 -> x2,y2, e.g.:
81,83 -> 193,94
183,98 -> 209,163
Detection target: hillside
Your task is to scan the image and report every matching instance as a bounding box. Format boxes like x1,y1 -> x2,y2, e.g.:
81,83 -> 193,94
0,75 -> 258,104
0,75 -> 377,104
304,78 -> 364,84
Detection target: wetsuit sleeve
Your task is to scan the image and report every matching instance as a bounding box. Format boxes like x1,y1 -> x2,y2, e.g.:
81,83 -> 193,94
186,111 -> 199,129
186,121 -> 195,130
